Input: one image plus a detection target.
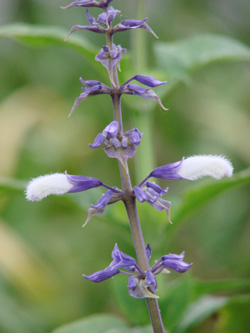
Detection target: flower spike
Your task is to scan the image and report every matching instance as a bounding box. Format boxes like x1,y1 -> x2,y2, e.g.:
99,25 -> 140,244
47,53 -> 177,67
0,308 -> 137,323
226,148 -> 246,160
83,244 -> 192,299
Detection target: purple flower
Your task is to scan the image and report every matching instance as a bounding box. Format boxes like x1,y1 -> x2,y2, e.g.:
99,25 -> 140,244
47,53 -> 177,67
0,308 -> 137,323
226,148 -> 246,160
65,7 -> 121,39
112,18 -> 158,39
69,78 -> 111,116
152,252 -> 192,275
26,171 -> 123,226
84,187 -> 123,227
149,155 -> 233,181
120,75 -> 167,111
83,244 -> 192,298
89,121 -> 143,166
25,172 -> 104,201
95,44 -> 126,78
134,182 -> 171,223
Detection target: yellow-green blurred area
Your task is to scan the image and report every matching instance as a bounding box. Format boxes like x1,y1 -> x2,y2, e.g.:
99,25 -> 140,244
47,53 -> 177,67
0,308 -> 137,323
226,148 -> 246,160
0,0 -> 250,332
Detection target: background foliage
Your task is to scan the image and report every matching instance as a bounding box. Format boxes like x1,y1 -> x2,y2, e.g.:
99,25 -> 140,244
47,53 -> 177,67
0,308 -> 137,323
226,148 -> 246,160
0,0 -> 249,332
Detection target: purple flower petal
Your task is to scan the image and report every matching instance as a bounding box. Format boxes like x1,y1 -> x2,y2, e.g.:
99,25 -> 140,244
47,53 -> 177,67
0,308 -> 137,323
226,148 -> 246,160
162,259 -> 192,273
66,172 -> 103,192
146,182 -> 168,195
97,12 -> 107,24
91,190 -> 114,209
89,132 -> 104,149
103,120 -> 119,139
150,159 -> 184,180
61,0 -> 99,9
109,244 -> 136,270
122,75 -> 167,88
113,18 -> 158,38
134,186 -> 148,203
83,268 -> 119,283
146,244 -> 151,260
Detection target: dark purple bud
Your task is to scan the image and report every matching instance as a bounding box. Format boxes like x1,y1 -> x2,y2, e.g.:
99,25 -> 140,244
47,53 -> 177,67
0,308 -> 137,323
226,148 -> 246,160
66,172 -> 103,192
121,75 -> 167,88
83,268 -> 120,283
146,244 -> 151,260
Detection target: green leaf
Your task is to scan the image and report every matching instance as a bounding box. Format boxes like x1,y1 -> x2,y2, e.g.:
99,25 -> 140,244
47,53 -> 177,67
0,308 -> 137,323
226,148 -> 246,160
52,314 -> 126,333
176,295 -> 228,332
154,34 -> 250,96
155,34 -> 250,78
217,295 -> 250,333
52,314 -> 152,333
0,23 -> 97,62
193,279 -> 250,297
173,167 -> 250,226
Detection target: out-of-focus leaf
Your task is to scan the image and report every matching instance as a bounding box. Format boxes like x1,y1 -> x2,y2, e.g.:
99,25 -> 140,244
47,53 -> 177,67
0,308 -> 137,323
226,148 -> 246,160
159,275 -> 193,332
0,220 -> 62,303
176,295 -> 228,332
52,314 -> 126,333
216,295 -> 250,333
172,167 -> 250,226
0,23 -> 97,61
194,279 -> 250,297
106,327 -> 153,333
153,34 -> 250,98
0,177 -> 25,192
155,34 -> 250,79
0,284 -> 45,333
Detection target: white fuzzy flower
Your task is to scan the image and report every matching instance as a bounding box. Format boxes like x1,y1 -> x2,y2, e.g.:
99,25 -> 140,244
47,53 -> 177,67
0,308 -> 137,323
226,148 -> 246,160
25,173 -> 73,201
150,155 -> 233,181
178,155 -> 233,180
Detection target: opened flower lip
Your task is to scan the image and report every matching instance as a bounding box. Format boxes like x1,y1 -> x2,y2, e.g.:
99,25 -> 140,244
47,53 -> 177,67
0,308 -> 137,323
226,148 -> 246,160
149,155 -> 233,181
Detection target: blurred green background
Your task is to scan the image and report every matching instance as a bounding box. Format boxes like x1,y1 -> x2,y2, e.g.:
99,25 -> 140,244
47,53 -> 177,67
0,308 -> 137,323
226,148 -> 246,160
0,0 -> 250,332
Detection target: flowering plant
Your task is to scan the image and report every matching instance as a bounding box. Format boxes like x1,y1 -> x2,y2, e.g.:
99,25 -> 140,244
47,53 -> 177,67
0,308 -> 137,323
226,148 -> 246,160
22,1 -> 237,332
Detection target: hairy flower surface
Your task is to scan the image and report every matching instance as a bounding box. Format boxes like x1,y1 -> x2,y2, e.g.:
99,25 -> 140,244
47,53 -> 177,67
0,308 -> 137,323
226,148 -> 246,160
83,244 -> 192,299
150,155 -> 233,180
26,172 -> 103,201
